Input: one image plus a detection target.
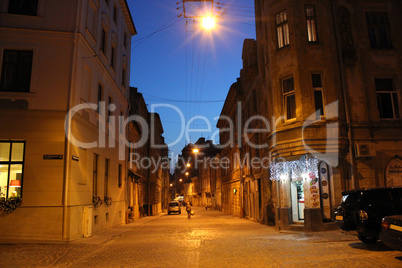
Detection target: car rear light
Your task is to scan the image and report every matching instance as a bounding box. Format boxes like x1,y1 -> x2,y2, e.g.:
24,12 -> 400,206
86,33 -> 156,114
381,218 -> 390,230
359,210 -> 368,221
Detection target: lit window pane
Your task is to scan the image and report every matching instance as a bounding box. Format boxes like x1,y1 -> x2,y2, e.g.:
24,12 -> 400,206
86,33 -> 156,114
11,143 -> 24,162
8,164 -> 23,198
283,24 -> 289,45
0,143 -> 10,161
0,165 -> 9,198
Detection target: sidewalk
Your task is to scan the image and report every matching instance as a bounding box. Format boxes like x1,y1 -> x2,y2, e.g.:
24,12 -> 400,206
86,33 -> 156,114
69,212 -> 166,245
0,213 -> 166,245
275,229 -> 359,243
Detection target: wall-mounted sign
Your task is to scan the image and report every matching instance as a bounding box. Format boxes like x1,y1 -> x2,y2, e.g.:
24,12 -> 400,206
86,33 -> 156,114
385,156 -> 402,186
43,155 -> 63,160
72,155 -> 79,161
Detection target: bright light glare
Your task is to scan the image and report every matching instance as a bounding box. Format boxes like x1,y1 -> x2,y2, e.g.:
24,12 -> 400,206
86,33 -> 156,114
201,16 -> 216,30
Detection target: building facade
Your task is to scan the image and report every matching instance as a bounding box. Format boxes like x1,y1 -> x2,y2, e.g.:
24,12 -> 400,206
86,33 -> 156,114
127,87 -> 169,217
0,0 -> 136,240
254,0 -> 402,231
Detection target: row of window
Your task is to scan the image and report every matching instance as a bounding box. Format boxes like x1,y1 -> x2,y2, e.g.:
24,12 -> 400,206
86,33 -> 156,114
0,141 -> 124,199
87,0 -> 129,84
92,154 -> 123,198
281,75 -> 399,120
276,6 -> 392,49
5,0 -> 129,89
0,49 -> 127,107
96,83 -> 124,133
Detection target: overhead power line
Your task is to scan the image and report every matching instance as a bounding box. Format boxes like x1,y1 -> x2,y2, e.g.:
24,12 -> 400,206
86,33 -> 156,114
143,93 -> 224,103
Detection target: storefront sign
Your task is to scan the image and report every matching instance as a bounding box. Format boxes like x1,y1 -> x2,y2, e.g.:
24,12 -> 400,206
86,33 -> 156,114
43,155 -> 63,160
385,156 -> 402,186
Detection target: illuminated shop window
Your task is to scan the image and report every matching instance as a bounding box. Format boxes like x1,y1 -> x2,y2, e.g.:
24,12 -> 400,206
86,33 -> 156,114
0,141 -> 25,199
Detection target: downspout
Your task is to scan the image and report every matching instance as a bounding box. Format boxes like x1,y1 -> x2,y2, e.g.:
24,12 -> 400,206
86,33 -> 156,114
126,104 -> 130,222
62,0 -> 81,241
330,0 -> 355,190
147,113 -> 151,216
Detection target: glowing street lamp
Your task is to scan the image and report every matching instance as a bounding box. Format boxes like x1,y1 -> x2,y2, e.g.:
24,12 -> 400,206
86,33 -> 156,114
201,16 -> 216,30
186,163 -> 191,167
193,148 -> 199,154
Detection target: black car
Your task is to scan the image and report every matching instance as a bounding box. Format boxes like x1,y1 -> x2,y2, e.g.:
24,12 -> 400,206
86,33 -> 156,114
334,187 -> 402,243
380,215 -> 402,251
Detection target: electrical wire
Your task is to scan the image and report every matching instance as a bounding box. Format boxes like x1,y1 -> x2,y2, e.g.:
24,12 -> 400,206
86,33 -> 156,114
216,2 -> 254,9
142,92 -> 224,103
131,14 -> 182,49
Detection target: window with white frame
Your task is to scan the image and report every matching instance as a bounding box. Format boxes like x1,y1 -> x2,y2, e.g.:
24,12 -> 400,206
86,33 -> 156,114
312,73 -> 324,118
0,141 -> 25,199
1,50 -> 33,92
276,10 -> 289,48
305,5 -> 318,42
376,78 -> 399,119
282,77 -> 296,120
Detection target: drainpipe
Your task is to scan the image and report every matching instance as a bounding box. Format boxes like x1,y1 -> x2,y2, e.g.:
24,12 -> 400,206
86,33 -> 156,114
62,0 -> 81,241
147,113 -> 151,216
330,0 -> 355,190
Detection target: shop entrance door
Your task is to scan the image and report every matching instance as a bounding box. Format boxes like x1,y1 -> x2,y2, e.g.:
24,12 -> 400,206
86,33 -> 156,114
291,180 -> 304,222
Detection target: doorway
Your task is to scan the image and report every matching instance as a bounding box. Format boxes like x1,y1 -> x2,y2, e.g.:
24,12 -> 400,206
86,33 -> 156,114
291,180 -> 304,222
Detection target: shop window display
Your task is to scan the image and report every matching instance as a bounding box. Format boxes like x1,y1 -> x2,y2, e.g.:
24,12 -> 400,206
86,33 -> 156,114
0,142 -> 25,199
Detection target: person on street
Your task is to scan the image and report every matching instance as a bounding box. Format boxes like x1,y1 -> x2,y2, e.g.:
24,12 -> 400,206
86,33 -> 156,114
186,201 -> 192,219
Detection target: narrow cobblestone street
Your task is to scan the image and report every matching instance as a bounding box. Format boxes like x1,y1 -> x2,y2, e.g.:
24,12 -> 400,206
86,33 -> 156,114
1,207 -> 401,267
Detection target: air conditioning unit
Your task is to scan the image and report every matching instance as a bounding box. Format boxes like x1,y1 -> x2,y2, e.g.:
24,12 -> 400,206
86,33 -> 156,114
355,143 -> 375,157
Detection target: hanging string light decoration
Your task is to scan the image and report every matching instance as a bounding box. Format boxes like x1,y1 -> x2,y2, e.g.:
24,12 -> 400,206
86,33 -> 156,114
269,156 -> 319,181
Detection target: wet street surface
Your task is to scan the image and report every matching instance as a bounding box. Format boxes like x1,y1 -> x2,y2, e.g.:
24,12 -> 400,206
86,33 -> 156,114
1,207 -> 401,267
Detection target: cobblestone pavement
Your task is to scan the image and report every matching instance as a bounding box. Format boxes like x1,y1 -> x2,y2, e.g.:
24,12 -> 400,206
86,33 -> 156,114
1,207 -> 401,267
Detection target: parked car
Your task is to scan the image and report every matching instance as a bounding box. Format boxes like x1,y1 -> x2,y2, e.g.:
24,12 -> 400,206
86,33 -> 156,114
168,201 -> 181,215
334,187 -> 402,243
380,215 -> 402,251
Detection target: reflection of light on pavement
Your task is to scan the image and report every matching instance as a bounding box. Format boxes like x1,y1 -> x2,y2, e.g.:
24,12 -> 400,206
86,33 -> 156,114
185,251 -> 200,266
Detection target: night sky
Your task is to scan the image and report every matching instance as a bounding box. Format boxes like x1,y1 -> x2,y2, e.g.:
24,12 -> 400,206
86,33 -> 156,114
128,0 -> 256,165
